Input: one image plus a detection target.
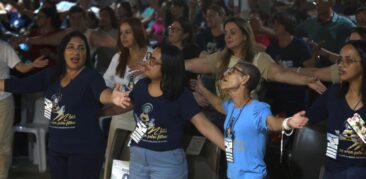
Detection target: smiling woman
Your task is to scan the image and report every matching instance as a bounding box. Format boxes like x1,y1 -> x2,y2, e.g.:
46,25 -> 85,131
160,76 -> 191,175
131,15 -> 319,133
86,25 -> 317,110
0,31 -> 129,179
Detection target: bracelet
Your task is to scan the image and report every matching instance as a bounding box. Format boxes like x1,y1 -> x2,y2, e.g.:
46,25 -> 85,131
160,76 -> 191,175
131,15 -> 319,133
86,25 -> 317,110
282,117 -> 292,130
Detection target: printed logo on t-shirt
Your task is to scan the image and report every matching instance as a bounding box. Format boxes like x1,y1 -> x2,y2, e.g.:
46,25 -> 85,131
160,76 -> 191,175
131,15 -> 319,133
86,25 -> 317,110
338,122 -> 366,159
206,42 -> 219,54
49,92 -> 76,129
134,103 -> 168,143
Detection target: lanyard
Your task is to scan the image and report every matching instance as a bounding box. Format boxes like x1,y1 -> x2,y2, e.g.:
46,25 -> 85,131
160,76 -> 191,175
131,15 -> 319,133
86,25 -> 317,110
225,99 -> 251,135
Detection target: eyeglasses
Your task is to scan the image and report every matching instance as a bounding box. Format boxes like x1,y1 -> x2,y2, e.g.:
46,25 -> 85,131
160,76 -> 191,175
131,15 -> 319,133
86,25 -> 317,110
65,45 -> 86,52
146,52 -> 161,66
336,58 -> 360,66
168,25 -> 183,33
223,66 -> 246,76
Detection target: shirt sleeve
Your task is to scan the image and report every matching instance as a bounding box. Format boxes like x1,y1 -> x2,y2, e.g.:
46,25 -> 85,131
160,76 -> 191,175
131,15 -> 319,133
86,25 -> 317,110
253,52 -> 275,80
4,42 -> 21,69
253,102 -> 271,132
103,53 -> 119,88
5,68 -> 49,93
306,87 -> 331,124
90,72 -> 108,102
179,89 -> 202,121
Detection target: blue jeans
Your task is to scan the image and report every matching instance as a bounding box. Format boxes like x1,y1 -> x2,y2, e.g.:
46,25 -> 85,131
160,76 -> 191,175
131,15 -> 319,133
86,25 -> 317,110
129,146 -> 188,179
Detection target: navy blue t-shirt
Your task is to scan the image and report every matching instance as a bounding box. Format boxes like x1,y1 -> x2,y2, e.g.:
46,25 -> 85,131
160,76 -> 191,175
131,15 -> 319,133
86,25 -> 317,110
196,28 -> 225,54
265,37 -> 311,115
129,78 -> 202,151
6,67 -> 107,154
306,84 -> 366,168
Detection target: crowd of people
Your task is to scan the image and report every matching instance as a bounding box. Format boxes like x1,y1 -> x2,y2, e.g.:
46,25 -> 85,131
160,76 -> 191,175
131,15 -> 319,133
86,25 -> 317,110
0,0 -> 366,179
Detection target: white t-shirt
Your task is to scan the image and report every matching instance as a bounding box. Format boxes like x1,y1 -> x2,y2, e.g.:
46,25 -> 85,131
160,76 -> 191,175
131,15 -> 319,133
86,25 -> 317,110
0,40 -> 21,100
103,47 -> 153,90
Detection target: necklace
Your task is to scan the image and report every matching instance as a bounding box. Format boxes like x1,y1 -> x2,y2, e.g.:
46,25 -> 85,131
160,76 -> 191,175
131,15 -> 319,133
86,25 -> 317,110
353,98 -> 362,111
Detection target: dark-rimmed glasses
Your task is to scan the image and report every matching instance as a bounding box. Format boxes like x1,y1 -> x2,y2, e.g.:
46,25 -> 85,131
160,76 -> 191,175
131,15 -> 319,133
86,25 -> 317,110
146,52 -> 162,66
224,66 -> 246,76
336,58 -> 360,66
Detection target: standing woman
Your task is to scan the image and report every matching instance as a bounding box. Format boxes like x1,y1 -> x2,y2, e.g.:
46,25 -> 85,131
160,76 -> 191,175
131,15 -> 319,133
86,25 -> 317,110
0,31 -> 127,179
103,17 -> 151,91
195,61 -> 308,179
102,17 -> 152,179
114,45 -> 225,178
305,40 -> 366,179
185,17 -> 326,97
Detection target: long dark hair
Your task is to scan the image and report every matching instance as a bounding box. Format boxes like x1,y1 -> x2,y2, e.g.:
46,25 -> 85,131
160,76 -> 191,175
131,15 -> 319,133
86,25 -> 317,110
339,40 -> 366,106
50,31 -> 91,83
116,17 -> 147,77
219,17 -> 255,76
159,45 -> 185,100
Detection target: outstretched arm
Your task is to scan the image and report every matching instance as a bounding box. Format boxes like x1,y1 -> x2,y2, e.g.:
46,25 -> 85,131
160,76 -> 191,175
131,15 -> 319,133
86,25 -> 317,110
191,112 -> 225,150
267,111 -> 309,131
185,56 -> 215,74
194,78 -> 225,114
267,62 -> 326,94
296,65 -> 339,83
14,56 -> 49,73
100,84 -> 132,108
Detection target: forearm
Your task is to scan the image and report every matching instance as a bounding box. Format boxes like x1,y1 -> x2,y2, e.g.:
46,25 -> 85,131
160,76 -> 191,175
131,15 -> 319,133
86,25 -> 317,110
185,57 -> 213,74
298,66 -> 333,82
4,71 -> 47,93
266,116 -> 284,131
14,62 -> 33,73
270,67 -> 312,85
192,113 -> 225,150
320,48 -> 339,64
100,88 -> 114,104
198,85 -> 225,114
100,105 -> 133,117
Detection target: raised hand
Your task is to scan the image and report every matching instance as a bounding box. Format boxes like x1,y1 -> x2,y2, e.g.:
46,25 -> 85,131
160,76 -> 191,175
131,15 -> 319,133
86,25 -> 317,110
287,111 -> 309,129
32,56 -> 49,68
129,61 -> 147,76
112,84 -> 131,108
307,76 -> 326,94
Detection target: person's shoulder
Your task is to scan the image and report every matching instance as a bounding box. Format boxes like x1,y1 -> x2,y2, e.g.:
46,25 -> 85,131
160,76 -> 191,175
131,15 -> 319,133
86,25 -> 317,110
135,78 -> 149,88
250,100 -> 270,109
292,37 -> 309,48
326,84 -> 341,94
0,40 -> 12,50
